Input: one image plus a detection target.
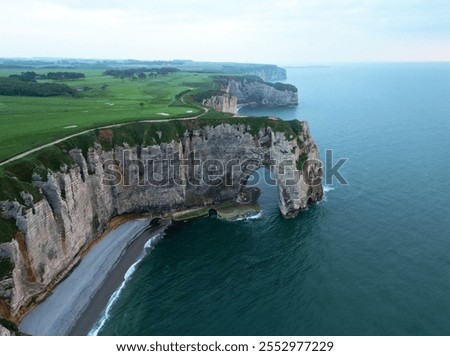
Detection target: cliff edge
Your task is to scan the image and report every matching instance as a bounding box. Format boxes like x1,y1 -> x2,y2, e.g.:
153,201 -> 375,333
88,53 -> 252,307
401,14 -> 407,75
0,118 -> 322,324
202,76 -> 298,114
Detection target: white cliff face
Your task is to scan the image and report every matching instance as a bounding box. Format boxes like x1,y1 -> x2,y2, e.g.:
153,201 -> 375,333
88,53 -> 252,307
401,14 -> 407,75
271,123 -> 323,216
202,95 -> 238,114
226,79 -> 298,106
202,78 -> 298,114
0,324 -> 12,336
0,122 -> 322,322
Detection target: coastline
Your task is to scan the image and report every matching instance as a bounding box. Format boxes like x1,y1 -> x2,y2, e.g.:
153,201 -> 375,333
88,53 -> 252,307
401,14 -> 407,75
16,203 -> 256,336
70,220 -> 169,336
19,218 -> 169,336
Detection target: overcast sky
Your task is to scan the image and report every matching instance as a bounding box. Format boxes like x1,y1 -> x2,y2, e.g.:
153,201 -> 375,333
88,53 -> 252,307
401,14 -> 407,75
1,0 -> 449,65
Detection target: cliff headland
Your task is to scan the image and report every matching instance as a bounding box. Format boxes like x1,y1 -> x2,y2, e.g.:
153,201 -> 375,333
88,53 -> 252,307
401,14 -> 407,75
202,75 -> 298,114
0,62 -> 321,335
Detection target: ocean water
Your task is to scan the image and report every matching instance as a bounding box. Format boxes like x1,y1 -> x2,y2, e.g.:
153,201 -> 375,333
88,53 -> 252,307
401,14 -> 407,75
97,64 -> 450,336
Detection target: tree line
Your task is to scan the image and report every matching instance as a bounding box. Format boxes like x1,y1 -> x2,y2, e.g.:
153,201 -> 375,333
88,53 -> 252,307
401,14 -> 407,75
103,67 -> 180,79
0,77 -> 74,97
9,71 -> 85,81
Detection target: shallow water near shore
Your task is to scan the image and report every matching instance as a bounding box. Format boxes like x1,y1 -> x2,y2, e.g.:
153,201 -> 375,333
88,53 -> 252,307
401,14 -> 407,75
19,220 -> 152,336
97,64 -> 450,335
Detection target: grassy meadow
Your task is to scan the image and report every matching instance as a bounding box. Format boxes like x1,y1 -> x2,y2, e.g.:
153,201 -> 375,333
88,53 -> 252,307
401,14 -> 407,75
0,69 -> 218,162
0,67 -> 303,244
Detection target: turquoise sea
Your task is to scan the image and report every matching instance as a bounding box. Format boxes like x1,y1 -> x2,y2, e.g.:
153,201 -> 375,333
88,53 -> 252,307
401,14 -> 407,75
97,64 -> 450,335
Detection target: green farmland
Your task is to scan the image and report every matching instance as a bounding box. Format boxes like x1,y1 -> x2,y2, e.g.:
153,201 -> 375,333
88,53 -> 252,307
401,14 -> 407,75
0,69 -> 218,162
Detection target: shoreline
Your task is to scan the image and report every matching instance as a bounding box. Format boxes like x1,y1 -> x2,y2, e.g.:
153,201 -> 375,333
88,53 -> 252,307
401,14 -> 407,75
70,220 -> 169,336
12,213 -> 153,323
19,218 -> 169,336
17,202 -> 256,336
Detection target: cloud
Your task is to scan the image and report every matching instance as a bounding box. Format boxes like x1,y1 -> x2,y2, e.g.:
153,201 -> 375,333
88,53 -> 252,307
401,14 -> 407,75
0,0 -> 449,63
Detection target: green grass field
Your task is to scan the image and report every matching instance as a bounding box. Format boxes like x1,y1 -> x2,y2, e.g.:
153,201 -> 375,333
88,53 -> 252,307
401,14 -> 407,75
0,69 -> 218,162
0,67 -> 304,244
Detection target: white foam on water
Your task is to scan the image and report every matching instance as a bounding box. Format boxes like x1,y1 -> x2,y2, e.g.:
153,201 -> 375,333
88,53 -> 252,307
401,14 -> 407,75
320,185 -> 335,202
247,211 -> 263,220
88,233 -> 163,336
144,233 -> 162,252
157,112 -> 170,116
236,210 -> 263,221
88,259 -> 140,336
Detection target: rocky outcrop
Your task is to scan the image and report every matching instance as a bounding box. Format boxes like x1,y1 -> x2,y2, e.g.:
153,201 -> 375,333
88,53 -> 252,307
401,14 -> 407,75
0,325 -> 12,336
202,77 -> 298,114
271,122 -> 322,215
202,94 -> 237,114
226,78 -> 298,106
0,121 -> 322,322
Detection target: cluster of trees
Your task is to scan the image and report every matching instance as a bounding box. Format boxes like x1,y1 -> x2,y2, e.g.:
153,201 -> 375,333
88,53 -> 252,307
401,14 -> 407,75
46,72 -> 85,80
8,71 -> 43,81
0,77 -> 74,97
8,71 -> 85,81
104,67 -> 180,79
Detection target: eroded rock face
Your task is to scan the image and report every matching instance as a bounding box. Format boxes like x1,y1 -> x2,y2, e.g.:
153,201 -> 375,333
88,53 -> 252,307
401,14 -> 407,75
0,324 -> 12,336
0,122 -> 322,320
202,78 -> 298,114
226,79 -> 298,106
271,122 -> 323,216
202,95 -> 238,114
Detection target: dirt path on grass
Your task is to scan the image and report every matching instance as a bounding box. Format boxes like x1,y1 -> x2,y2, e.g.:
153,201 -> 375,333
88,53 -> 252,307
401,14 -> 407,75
0,99 -> 210,167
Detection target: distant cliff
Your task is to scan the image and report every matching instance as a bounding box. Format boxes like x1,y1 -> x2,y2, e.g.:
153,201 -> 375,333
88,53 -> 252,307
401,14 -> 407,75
202,94 -> 238,115
0,59 -> 287,82
0,118 -> 322,323
225,76 -> 298,106
202,76 -> 298,114
228,64 -> 287,81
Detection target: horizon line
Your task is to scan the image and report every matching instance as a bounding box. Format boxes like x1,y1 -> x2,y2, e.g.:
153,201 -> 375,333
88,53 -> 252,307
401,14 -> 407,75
1,56 -> 450,67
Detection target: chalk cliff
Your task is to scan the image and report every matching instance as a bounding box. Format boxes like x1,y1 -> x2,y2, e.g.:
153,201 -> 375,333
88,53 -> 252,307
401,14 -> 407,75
190,63 -> 287,81
225,78 -> 298,106
202,77 -> 298,114
0,325 -> 12,336
202,94 -> 238,115
0,119 -> 322,325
